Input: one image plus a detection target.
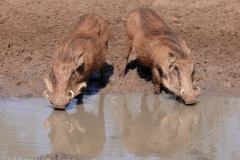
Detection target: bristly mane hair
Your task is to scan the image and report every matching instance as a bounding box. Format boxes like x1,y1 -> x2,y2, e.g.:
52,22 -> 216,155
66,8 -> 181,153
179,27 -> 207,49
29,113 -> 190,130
54,14 -> 103,64
138,8 -> 190,59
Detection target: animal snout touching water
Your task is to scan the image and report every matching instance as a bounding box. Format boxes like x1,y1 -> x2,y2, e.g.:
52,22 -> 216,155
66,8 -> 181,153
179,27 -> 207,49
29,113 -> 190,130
119,8 -> 200,104
44,14 -> 109,109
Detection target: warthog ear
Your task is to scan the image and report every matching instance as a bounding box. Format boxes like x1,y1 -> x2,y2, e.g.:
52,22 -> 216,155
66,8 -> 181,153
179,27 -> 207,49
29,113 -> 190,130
44,71 -> 53,93
168,52 -> 176,63
76,54 -> 85,74
75,53 -> 84,66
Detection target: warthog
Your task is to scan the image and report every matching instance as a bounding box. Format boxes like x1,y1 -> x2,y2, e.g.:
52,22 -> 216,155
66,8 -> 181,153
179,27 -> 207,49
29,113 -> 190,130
119,8 -> 200,104
44,14 -> 109,109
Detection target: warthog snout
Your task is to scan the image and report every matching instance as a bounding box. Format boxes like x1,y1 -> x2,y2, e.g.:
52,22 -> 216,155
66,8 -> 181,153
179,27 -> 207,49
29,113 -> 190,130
44,90 -> 75,109
180,87 -> 200,105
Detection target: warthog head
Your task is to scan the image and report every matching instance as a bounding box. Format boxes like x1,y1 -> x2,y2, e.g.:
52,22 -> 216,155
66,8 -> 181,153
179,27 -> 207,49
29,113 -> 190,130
162,53 -> 200,105
44,54 -> 87,109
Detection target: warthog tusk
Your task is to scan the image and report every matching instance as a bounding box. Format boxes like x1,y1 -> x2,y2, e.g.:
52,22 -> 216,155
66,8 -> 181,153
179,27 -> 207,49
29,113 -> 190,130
180,89 -> 185,97
44,90 -> 50,100
69,90 -> 75,100
196,86 -> 201,93
78,82 -> 87,93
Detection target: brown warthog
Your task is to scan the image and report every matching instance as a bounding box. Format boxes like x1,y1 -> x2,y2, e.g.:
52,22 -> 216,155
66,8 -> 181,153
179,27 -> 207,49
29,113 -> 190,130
119,8 -> 200,104
44,14 -> 109,109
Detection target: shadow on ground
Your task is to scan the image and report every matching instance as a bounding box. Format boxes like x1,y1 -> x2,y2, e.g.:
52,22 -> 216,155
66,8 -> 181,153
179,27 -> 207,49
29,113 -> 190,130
85,63 -> 114,95
125,59 -> 152,82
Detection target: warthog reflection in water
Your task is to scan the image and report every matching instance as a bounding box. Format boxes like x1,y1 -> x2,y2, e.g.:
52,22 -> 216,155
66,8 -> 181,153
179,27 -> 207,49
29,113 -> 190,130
122,93 -> 199,158
43,95 -> 106,158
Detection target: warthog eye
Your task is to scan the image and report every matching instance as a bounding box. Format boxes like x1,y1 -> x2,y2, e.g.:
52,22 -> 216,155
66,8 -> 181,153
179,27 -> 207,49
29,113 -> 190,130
191,70 -> 195,82
174,66 -> 179,75
174,66 -> 179,71
71,70 -> 76,78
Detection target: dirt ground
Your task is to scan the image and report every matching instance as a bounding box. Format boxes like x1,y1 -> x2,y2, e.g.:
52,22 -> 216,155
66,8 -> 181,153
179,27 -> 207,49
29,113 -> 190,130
0,0 -> 239,98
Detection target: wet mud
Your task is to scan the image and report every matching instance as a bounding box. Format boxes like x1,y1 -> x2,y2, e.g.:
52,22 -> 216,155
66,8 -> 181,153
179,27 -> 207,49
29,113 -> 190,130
0,0 -> 240,98
0,93 -> 240,160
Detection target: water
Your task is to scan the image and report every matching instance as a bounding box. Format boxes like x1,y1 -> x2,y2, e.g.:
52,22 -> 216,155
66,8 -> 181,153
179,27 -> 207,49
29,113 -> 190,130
0,93 -> 240,160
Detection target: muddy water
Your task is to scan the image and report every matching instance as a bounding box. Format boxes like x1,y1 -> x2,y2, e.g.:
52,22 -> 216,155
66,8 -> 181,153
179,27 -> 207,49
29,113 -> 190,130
0,93 -> 240,160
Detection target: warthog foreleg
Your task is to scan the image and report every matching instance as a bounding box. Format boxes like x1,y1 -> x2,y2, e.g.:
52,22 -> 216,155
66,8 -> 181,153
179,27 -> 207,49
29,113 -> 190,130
119,35 -> 133,77
151,67 -> 161,94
